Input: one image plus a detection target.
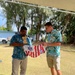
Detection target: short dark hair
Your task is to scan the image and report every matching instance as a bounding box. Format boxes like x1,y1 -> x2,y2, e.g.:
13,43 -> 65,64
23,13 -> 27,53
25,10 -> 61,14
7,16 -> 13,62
20,26 -> 27,31
45,22 -> 52,26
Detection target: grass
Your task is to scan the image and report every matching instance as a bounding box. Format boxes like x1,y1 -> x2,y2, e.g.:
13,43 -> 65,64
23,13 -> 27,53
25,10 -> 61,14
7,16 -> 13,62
0,44 -> 75,75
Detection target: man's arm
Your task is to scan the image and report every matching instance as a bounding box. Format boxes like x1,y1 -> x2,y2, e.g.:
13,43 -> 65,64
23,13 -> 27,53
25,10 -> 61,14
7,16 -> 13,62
42,42 -> 61,46
10,42 -> 24,47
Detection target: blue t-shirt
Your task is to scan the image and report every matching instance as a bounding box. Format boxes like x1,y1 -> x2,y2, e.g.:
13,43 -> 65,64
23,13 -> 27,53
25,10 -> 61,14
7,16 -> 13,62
45,29 -> 62,57
10,34 -> 28,59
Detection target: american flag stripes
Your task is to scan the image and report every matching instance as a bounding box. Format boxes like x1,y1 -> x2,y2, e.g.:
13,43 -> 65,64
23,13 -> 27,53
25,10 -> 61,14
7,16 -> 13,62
23,44 -> 45,58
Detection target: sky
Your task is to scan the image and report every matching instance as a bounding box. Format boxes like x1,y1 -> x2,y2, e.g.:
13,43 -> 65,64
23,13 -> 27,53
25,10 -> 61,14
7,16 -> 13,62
0,6 -> 43,32
0,6 -> 17,31
0,6 -> 6,27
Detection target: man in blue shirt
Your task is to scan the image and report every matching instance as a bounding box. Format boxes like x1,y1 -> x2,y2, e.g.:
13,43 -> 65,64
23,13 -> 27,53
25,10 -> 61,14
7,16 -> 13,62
42,22 -> 62,75
10,26 -> 28,75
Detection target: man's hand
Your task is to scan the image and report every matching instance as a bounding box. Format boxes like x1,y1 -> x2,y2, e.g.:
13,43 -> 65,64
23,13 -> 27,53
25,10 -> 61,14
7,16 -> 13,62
41,42 -> 48,46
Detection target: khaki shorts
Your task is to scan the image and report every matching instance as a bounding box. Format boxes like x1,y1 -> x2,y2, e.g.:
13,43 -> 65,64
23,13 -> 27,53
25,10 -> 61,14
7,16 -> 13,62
47,55 -> 60,70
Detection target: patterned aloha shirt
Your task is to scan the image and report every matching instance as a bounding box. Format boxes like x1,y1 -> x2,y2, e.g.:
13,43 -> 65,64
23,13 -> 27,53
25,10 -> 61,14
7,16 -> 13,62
10,34 -> 28,59
45,29 -> 62,57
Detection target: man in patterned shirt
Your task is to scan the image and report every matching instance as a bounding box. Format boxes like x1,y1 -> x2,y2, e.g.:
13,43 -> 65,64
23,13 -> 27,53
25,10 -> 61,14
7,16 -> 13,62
10,26 -> 28,75
42,22 -> 62,75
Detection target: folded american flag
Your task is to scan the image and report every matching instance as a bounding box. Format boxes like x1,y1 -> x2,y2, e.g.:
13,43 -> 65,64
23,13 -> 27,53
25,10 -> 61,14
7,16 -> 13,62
23,44 -> 45,58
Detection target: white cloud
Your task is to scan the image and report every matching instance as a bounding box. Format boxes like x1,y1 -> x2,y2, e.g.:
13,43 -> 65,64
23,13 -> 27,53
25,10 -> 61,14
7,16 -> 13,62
0,6 -> 3,10
0,6 -> 4,14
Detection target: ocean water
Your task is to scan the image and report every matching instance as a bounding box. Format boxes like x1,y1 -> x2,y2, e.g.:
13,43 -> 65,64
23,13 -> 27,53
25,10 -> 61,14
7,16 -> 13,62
0,32 -> 15,38
0,31 -> 15,44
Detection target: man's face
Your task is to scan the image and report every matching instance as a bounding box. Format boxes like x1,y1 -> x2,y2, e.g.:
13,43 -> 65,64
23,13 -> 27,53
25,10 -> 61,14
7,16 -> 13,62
20,30 -> 27,36
45,26 -> 52,33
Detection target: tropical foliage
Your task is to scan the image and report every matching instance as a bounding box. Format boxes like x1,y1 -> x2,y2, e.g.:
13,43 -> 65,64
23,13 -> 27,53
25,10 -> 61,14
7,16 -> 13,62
0,1 -> 75,44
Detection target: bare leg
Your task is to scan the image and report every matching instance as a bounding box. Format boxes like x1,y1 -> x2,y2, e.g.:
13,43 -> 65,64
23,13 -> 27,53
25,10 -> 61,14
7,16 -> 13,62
56,70 -> 62,75
50,68 -> 56,75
